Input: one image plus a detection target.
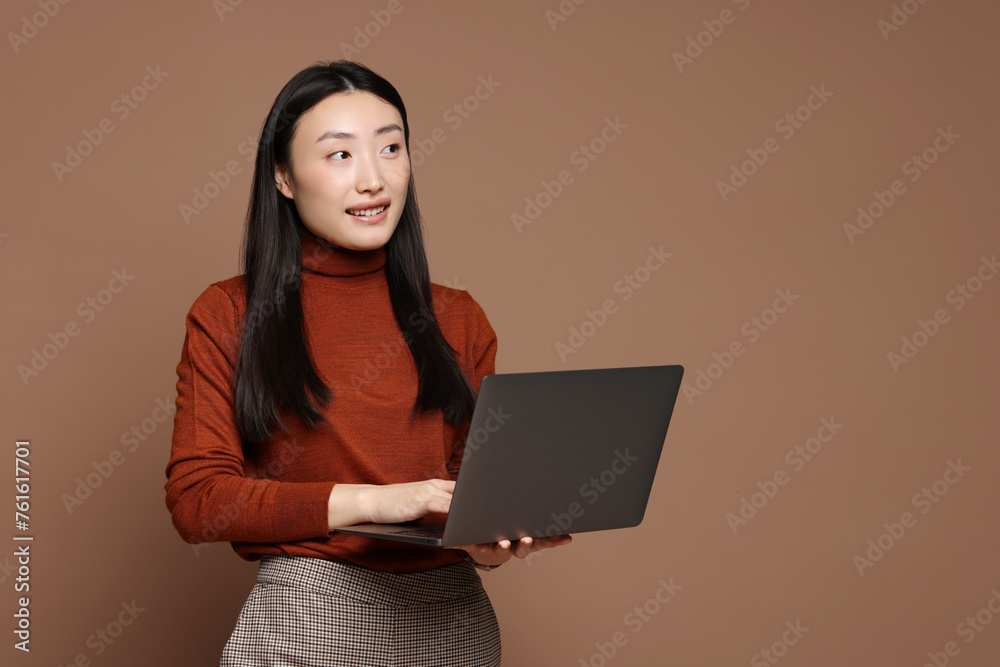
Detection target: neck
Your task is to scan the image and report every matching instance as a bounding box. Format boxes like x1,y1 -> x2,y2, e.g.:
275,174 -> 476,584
299,225 -> 387,279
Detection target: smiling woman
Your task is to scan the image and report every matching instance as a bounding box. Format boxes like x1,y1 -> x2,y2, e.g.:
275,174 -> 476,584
274,92 -> 410,251
163,60 -> 570,666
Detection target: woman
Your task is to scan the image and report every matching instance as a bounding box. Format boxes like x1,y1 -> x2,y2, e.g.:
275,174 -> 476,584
164,60 -> 571,665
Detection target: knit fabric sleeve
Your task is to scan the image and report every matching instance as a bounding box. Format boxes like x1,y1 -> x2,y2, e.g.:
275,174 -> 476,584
467,291 -> 498,393
163,284 -> 335,545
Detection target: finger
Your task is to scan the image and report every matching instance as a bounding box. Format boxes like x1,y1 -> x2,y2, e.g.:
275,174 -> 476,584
425,483 -> 454,498
516,535 -> 565,556
429,479 -> 456,492
538,535 -> 572,550
545,535 -> 571,546
419,490 -> 452,515
432,496 -> 452,513
503,536 -> 524,559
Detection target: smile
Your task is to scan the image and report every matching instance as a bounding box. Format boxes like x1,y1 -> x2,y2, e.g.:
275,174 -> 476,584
347,205 -> 387,217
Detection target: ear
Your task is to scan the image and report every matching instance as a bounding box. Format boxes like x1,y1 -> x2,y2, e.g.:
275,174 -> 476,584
274,164 -> 293,200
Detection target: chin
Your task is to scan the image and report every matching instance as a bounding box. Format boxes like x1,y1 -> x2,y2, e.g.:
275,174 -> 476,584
343,241 -> 386,252
309,224 -> 394,252
342,232 -> 394,252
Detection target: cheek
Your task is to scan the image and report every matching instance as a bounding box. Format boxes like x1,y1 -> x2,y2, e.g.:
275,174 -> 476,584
390,162 -> 411,192
300,165 -> 348,201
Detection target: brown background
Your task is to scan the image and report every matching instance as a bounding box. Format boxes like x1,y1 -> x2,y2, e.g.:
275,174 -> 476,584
3,0 -> 999,664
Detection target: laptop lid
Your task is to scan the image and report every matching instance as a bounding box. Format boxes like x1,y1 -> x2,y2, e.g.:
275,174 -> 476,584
334,364 -> 684,547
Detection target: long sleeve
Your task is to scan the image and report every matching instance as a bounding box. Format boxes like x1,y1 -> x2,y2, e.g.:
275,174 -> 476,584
164,255 -> 502,570
469,294 -> 499,393
163,284 -> 335,545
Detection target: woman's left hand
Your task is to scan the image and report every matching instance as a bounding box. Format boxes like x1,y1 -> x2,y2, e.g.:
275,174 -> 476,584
449,534 -> 573,567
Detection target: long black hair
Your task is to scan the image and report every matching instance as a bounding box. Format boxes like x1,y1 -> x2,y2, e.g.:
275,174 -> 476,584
234,60 -> 476,444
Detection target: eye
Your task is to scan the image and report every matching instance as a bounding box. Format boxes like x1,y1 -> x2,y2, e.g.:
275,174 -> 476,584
382,143 -> 401,155
327,150 -> 349,160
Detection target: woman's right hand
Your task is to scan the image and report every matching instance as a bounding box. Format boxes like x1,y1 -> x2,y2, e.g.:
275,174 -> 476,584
327,479 -> 455,530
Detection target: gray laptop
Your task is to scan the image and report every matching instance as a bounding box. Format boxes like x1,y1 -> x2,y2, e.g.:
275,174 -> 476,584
333,364 -> 684,547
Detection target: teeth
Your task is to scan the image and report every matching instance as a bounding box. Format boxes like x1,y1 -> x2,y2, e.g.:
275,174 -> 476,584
348,205 -> 386,216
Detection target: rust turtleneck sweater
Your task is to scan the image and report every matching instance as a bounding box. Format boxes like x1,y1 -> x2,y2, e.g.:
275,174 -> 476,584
164,225 -> 497,571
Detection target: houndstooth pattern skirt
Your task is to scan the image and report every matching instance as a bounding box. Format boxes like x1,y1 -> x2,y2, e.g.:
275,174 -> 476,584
220,554 -> 501,666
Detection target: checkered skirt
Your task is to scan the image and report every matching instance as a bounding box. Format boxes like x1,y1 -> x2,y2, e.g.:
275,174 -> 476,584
220,554 -> 501,666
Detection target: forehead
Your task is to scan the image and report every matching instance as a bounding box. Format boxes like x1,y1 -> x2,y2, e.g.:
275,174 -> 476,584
295,91 -> 403,140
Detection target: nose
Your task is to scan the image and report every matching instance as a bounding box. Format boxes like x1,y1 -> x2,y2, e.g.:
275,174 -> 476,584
355,150 -> 384,194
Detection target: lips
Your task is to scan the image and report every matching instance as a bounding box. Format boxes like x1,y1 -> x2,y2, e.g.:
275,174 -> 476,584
346,199 -> 390,216
347,204 -> 387,216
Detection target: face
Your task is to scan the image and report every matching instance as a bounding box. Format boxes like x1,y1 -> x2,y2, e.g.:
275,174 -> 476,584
275,91 -> 410,251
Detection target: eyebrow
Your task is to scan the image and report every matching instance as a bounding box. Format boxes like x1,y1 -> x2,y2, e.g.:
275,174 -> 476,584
315,123 -> 403,143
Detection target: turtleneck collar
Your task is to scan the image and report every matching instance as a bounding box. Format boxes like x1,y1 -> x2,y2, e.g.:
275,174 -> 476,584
299,224 -> 387,281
